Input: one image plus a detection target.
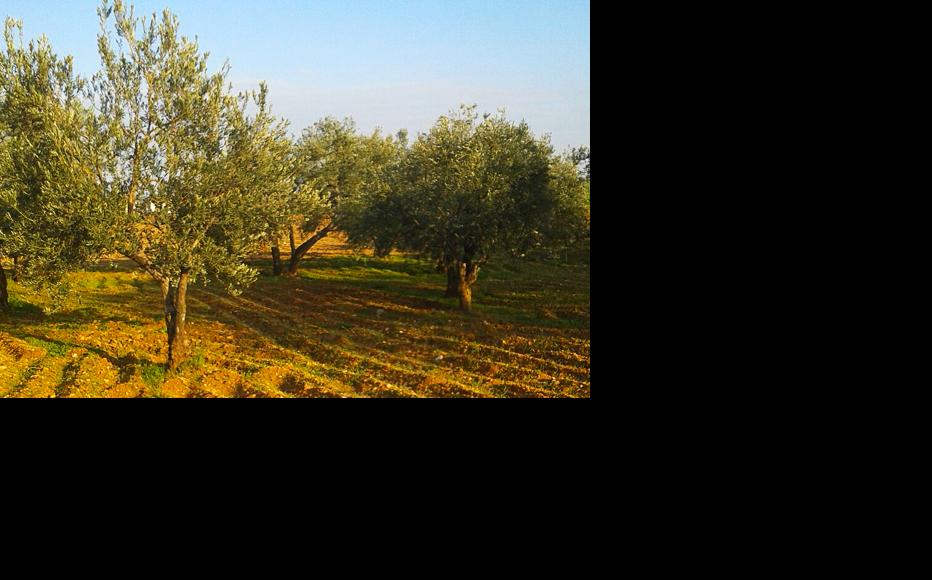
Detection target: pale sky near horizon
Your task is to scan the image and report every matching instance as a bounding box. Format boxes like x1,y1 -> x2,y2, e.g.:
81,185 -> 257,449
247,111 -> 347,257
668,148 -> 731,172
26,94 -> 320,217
0,0 -> 589,151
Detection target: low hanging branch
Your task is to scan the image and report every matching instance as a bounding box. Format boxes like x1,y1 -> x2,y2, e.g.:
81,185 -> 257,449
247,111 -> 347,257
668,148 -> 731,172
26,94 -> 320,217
287,221 -> 334,275
269,117 -> 401,276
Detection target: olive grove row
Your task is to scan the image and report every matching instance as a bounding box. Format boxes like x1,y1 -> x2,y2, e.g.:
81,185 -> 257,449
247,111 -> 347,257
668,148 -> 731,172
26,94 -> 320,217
0,1 -> 590,370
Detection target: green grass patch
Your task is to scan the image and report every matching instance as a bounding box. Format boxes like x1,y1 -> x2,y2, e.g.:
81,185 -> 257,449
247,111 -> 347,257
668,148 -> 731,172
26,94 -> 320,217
6,296 -> 45,318
290,252 -> 589,328
24,337 -> 70,357
141,363 -> 167,387
73,275 -> 117,290
180,350 -> 206,372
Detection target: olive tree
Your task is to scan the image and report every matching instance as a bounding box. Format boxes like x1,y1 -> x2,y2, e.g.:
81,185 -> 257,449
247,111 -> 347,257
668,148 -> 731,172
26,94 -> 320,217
536,155 -> 590,258
94,1 -> 292,369
568,146 -> 590,182
346,105 -> 588,311
0,18 -> 112,313
271,117 -> 400,276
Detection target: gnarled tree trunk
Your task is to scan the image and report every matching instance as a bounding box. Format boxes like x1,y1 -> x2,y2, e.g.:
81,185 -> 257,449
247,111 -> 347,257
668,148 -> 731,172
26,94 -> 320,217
455,260 -> 480,312
162,270 -> 190,371
271,245 -> 283,276
0,266 -> 9,313
11,256 -> 19,283
271,224 -> 301,276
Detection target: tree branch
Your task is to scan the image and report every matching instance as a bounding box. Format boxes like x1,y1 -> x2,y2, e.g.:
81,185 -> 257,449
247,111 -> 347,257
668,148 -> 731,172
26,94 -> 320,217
291,221 -> 334,262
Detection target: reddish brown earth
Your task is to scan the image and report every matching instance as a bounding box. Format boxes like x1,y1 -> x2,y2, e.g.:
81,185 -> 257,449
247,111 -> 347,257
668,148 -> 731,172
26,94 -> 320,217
1,237 -> 590,398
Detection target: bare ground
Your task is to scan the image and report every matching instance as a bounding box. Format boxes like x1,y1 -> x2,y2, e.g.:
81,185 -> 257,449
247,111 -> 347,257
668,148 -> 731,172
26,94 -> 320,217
0,237 -> 589,398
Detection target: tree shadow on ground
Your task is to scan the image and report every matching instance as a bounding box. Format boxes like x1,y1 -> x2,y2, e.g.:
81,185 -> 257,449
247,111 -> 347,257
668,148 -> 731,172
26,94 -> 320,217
2,330 -> 156,384
0,300 -> 143,328
3,254 -> 589,397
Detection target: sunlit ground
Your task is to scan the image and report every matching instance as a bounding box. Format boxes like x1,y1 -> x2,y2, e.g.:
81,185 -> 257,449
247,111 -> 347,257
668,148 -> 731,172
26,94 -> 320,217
0,237 -> 589,398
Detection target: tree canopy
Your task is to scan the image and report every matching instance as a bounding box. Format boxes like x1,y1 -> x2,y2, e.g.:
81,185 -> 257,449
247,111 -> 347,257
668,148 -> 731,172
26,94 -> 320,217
93,0 -> 293,368
345,105 -> 588,310
0,18 -> 113,312
568,145 -> 590,182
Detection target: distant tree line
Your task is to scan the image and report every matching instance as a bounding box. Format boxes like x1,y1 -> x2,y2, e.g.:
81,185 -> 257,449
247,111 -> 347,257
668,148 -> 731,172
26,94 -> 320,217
0,1 -> 590,370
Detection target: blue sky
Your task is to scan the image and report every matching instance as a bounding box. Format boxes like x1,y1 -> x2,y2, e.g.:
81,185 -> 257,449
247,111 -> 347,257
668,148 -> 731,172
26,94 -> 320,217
1,0 -> 589,151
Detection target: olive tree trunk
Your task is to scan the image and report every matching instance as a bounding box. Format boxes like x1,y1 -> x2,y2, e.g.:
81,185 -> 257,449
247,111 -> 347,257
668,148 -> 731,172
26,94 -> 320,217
0,266 -> 9,313
455,261 -> 480,312
162,271 -> 191,371
271,245 -> 283,276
